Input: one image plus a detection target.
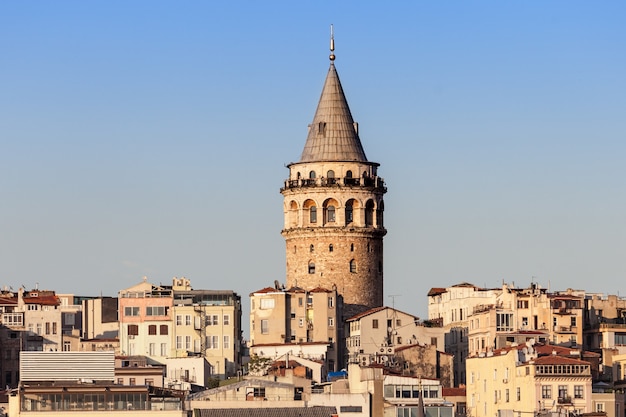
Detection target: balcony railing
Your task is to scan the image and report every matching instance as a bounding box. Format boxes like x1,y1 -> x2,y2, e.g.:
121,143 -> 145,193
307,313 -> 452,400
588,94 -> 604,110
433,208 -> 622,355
282,176 -> 386,191
557,396 -> 572,404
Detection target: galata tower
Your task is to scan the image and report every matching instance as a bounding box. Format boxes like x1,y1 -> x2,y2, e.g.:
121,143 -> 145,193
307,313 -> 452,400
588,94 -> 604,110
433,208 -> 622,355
281,33 -> 387,318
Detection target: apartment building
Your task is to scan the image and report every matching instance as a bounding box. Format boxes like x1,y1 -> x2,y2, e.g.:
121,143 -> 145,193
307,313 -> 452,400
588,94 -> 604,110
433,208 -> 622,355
171,277 -> 242,378
249,284 -> 341,373
466,341 -> 593,417
119,278 -> 173,359
429,282 -> 586,384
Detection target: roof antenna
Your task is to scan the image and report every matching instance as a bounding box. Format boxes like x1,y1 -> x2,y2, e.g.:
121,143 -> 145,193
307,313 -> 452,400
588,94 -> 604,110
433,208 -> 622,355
329,24 -> 335,62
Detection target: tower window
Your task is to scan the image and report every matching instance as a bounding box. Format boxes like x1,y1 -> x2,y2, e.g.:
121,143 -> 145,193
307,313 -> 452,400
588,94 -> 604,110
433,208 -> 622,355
309,171 -> 316,179
350,259 -> 357,273
345,200 -> 353,224
327,170 -> 335,178
327,206 -> 336,222
365,200 -> 375,226
329,244 -> 333,252
310,206 -> 317,223
318,122 -> 326,134
310,244 -> 314,253
308,262 -> 315,274
346,170 -> 353,178
350,243 -> 354,252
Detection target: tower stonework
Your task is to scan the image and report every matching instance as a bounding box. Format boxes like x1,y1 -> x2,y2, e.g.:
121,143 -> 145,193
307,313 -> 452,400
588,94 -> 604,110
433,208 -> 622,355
280,48 -> 387,318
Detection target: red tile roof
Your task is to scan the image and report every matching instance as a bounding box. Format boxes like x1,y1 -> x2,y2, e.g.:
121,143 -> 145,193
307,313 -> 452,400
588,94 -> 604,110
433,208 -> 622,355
443,387 -> 466,397
23,295 -> 59,306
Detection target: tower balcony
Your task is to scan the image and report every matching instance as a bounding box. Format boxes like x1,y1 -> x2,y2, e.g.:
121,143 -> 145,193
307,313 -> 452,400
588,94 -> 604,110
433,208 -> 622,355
282,176 -> 386,192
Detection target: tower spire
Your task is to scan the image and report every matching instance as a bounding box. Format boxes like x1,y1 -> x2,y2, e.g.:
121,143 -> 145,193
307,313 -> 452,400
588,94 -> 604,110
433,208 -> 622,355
330,24 -> 335,62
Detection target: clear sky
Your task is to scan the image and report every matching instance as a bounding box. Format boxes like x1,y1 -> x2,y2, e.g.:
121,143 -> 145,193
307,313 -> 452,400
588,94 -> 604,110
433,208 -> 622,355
2,2 -> 625,334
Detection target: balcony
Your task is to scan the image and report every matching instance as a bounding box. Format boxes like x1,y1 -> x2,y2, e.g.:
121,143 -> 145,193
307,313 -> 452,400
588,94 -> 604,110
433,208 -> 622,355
281,176 -> 386,192
553,325 -> 576,333
557,396 -> 572,404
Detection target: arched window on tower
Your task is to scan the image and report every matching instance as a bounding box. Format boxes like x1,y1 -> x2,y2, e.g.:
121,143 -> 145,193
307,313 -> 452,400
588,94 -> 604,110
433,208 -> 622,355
327,170 -> 336,185
365,200 -> 375,226
345,200 -> 353,225
309,171 -> 316,179
308,262 -> 315,274
350,243 -> 354,252
349,259 -> 357,273
329,244 -> 333,252
310,206 -> 317,223
310,244 -> 314,253
326,206 -> 336,223
377,200 -> 385,227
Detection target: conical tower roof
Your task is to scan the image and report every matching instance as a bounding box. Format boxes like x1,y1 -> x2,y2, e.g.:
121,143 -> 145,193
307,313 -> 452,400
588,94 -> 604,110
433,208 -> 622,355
299,62 -> 368,163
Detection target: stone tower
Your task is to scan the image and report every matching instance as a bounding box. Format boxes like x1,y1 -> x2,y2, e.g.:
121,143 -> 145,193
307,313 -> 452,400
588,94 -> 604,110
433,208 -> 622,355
280,36 -> 387,318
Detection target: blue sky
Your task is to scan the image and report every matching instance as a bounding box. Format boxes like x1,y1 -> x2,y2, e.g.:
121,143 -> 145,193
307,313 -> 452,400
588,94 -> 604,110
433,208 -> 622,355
2,2 -> 625,332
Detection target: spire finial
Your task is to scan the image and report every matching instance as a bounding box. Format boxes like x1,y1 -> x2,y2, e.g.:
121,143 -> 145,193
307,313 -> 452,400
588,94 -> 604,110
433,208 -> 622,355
329,24 -> 335,61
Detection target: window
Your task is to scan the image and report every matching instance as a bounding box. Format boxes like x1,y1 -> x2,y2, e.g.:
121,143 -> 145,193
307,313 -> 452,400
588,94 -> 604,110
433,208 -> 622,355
45,322 -> 50,335
309,171 -> 316,179
558,385 -> 568,399
185,315 -> 191,326
124,306 -> 139,316
345,201 -> 353,224
185,335 -> 191,350
328,297 -> 334,308
574,385 -> 583,399
223,314 -> 230,325
327,206 -> 336,222
160,343 -> 167,356
505,389 -> 509,402
329,244 -> 333,252
571,317 -> 577,327
160,325 -> 168,335
52,322 -> 57,335
148,325 -> 157,335
308,262 -> 315,274
350,243 -> 354,252
516,387 -> 521,401
224,335 -> 230,349
260,298 -> 275,309
145,379 -> 154,386
146,306 -> 166,316
63,341 -> 71,351
211,335 -> 219,349
328,317 -> 334,327
261,320 -> 269,334
176,315 -> 182,325
310,244 -> 314,252
310,206 -> 317,223
149,343 -> 155,355
129,378 -> 136,386
542,385 -> 552,399
128,325 -> 139,336
251,387 -> 266,398
176,336 -> 183,350
349,259 -> 357,273
373,319 -> 379,329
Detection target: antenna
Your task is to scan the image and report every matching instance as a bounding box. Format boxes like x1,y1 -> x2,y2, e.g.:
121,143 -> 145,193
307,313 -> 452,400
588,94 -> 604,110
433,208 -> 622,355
388,294 -> 401,310
329,24 -> 335,61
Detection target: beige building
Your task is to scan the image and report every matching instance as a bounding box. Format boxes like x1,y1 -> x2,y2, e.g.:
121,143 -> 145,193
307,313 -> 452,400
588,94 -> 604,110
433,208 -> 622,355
170,277 -> 242,378
250,285 -> 341,373
82,296 -> 119,340
429,282 -> 586,384
466,342 -> 593,417
280,42 -> 386,319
